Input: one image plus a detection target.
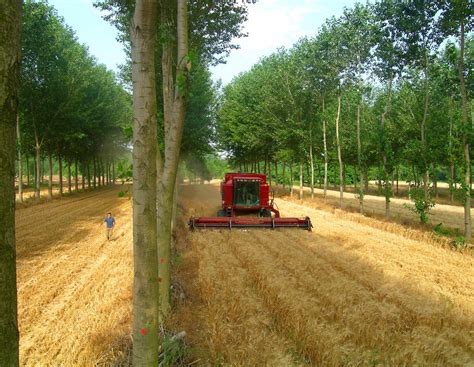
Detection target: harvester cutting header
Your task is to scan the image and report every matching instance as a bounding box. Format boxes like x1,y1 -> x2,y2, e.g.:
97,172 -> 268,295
189,173 -> 312,230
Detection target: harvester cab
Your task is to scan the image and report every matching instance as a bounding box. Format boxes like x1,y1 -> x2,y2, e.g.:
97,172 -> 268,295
189,173 -> 312,230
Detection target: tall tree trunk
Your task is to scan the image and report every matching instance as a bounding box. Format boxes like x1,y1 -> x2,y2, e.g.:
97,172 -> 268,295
299,159 -> 303,200
322,96 -> 328,197
381,79 -> 393,218
58,155 -> 63,196
112,161 -> 115,184
93,156 -> 97,189
432,162 -> 438,199
67,160 -> 72,194
26,154 -> 29,187
48,153 -> 53,199
268,160 -> 272,187
310,139 -> 314,199
289,160 -> 293,196
81,162 -> 85,191
74,158 -> 79,192
87,161 -> 91,190
396,165 -> 399,196
356,104 -> 364,214
0,1 -> 21,364
459,20 -> 471,238
363,166 -> 369,192
448,97 -> 454,202
335,95 -> 343,208
131,0 -> 159,363
282,161 -> 286,191
157,0 -> 189,320
16,113 -> 22,203
274,162 -> 278,191
421,68 -> 430,202
41,157 -> 45,184
317,159 -> 322,188
34,129 -> 41,199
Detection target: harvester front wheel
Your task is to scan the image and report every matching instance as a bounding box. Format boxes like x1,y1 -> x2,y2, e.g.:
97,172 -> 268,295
217,209 -> 227,217
260,209 -> 272,218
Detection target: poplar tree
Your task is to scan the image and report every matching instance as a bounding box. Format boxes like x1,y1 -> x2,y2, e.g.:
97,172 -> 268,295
0,0 -> 22,365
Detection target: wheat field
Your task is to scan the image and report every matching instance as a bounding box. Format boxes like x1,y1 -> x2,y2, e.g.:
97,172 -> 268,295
16,183 -> 473,365
173,184 -> 474,366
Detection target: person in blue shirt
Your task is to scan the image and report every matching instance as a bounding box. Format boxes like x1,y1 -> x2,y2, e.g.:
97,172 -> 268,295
103,212 -> 116,240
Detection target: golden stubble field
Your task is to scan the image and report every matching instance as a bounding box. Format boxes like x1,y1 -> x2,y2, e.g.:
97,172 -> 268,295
16,186 -> 133,366
174,184 -> 474,366
16,183 -> 474,366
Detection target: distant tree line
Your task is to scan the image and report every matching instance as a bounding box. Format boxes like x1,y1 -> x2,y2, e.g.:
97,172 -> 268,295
16,0 -> 132,202
217,0 -> 473,234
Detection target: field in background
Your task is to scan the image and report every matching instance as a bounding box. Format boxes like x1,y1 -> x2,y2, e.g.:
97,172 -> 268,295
281,183 -> 474,236
16,183 -> 473,365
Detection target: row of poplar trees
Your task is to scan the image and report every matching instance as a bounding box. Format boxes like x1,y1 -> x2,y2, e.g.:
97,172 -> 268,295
1,1 -> 131,364
17,1 -> 131,201
217,0 -> 473,235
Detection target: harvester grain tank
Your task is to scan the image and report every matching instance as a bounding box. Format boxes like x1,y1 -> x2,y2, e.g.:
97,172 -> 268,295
189,173 -> 312,230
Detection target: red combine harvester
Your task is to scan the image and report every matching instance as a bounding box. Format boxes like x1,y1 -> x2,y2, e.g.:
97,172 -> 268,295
188,173 -> 312,230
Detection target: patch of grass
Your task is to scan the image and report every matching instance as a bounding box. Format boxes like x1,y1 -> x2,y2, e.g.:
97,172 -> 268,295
433,223 -> 452,237
160,331 -> 187,366
452,236 -> 467,249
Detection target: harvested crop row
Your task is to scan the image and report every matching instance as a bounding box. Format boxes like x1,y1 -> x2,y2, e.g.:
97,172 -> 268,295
17,186 -> 133,366
175,184 -> 474,366
180,230 -> 297,366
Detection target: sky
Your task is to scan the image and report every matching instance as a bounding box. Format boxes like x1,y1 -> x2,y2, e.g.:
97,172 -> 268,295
48,0 -> 359,85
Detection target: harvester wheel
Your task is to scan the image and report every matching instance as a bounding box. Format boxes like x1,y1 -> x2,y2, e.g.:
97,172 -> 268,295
260,209 -> 272,218
217,209 -> 227,217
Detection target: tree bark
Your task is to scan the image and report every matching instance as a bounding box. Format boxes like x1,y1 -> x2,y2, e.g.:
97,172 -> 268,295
322,96 -> 328,197
335,95 -> 343,208
93,156 -> 97,189
421,68 -> 430,202
282,161 -> 286,191
16,113 -> 22,203
268,160 -> 272,187
34,129 -> 41,199
289,160 -> 293,196
74,158 -> 79,192
67,160 -> 72,194
0,1 -> 21,364
356,104 -> 364,214
26,154 -> 30,187
131,0 -> 160,363
381,79 -> 393,218
87,161 -> 91,190
274,162 -> 278,192
299,159 -> 304,200
310,139 -> 314,199
58,155 -> 63,196
48,153 -> 53,199
157,0 -> 189,320
459,20 -> 471,238
81,162 -> 85,191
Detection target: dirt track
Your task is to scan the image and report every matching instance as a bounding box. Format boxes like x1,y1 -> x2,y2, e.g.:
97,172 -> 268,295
16,183 -> 474,365
175,184 -> 474,366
